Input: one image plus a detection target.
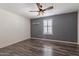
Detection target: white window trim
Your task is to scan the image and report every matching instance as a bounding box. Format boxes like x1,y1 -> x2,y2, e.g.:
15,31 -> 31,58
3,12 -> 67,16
43,19 -> 53,35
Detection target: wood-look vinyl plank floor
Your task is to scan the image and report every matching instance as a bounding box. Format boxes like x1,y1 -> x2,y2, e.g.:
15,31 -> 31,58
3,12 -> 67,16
0,39 -> 79,56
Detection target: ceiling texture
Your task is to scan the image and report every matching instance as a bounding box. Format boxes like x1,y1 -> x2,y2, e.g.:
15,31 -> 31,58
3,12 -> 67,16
0,3 -> 79,19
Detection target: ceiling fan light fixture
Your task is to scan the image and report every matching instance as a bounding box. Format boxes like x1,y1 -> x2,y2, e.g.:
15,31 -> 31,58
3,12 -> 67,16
29,3 -> 54,16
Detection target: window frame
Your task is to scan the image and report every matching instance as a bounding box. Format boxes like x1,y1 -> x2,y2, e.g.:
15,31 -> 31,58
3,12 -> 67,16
43,19 -> 53,35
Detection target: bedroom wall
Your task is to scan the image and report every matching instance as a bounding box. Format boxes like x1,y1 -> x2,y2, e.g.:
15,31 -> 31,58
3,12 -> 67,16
0,9 -> 30,48
31,12 -> 77,43
78,10 -> 79,44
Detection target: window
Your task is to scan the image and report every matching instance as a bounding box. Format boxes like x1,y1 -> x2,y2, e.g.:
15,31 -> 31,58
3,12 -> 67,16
43,19 -> 53,35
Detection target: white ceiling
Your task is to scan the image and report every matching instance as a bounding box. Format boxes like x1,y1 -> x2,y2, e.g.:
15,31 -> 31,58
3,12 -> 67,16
0,3 -> 79,19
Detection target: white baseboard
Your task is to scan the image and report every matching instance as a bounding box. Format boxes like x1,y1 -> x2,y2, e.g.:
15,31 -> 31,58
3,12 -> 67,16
0,38 -> 30,49
31,37 -> 78,45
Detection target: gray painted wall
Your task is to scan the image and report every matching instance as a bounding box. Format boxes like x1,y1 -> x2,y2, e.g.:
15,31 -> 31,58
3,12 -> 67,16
31,12 -> 77,42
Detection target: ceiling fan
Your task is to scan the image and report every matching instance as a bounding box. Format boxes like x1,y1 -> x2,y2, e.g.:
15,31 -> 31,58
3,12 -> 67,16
29,3 -> 54,16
